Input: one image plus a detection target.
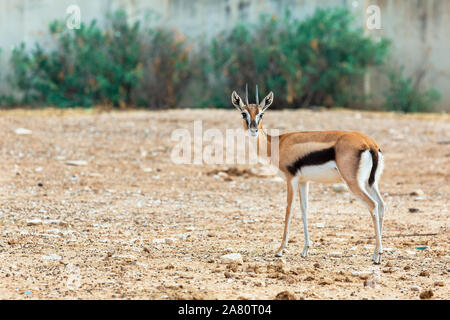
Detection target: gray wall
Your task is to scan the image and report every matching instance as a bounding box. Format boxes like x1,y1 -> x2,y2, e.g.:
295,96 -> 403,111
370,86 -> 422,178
0,0 -> 449,110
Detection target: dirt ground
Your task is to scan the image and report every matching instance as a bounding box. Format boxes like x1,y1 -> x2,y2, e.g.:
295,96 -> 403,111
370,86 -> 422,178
0,108 -> 448,300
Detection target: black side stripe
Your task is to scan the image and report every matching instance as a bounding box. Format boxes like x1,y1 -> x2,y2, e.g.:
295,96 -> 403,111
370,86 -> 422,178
287,147 -> 336,176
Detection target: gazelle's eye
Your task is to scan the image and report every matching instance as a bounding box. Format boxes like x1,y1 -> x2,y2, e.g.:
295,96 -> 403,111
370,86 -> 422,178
241,113 -> 247,119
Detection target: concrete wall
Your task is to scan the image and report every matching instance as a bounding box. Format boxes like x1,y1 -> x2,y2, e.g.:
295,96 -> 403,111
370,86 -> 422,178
0,0 -> 449,110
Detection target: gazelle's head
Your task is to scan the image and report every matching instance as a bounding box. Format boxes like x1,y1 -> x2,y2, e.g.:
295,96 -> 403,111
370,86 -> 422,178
231,85 -> 274,137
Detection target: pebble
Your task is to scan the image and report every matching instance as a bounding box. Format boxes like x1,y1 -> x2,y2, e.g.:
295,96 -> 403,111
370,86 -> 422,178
419,270 -> 430,277
328,251 -> 342,258
65,160 -> 88,166
410,286 -> 421,291
419,289 -> 434,300
152,238 -> 166,244
42,254 -> 62,261
410,189 -> 424,197
275,290 -> 297,300
220,253 -> 243,264
15,128 -> 32,135
27,219 -> 43,226
315,222 -> 325,228
165,238 -> 178,244
332,184 -> 348,193
271,177 -> 284,183
434,281 -> 444,287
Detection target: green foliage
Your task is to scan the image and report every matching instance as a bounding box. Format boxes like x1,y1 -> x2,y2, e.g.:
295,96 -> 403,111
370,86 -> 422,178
383,68 -> 441,113
3,8 -> 442,112
136,28 -> 191,108
197,8 -> 390,108
7,10 -> 190,108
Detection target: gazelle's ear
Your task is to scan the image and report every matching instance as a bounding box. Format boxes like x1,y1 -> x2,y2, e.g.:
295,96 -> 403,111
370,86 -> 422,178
231,91 -> 245,111
260,92 -> 274,112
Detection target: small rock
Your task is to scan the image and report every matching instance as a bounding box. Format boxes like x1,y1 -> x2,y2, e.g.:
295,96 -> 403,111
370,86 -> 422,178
419,289 -> 434,300
364,278 -> 377,289
27,219 -> 43,226
152,238 -> 165,244
434,281 -> 444,287
65,160 -> 88,166
220,253 -> 243,264
315,222 -> 325,228
271,177 -> 284,183
224,271 -> 232,278
15,128 -> 32,135
275,290 -> 296,300
408,208 -> 420,213
332,184 -> 348,193
410,189 -> 424,197
254,280 -> 265,287
328,251 -> 342,258
419,270 -> 430,277
42,254 -> 62,261
410,286 -> 421,292
319,279 -> 333,285
165,238 -> 177,244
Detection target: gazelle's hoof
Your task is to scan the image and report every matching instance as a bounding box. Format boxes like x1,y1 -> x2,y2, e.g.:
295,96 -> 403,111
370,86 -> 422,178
372,253 -> 382,264
274,248 -> 284,257
301,246 -> 309,258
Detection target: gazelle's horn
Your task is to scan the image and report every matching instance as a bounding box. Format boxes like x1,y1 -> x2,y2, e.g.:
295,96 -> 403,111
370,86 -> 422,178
245,83 -> 249,106
256,85 -> 259,105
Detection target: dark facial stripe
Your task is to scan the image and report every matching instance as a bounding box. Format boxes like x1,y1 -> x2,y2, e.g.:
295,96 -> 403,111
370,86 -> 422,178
287,147 -> 336,176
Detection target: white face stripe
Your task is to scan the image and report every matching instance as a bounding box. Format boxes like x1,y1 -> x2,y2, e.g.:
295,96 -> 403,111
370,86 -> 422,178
255,112 -> 264,124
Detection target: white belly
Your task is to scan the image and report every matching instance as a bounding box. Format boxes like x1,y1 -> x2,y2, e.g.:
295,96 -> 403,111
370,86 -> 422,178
297,161 -> 342,183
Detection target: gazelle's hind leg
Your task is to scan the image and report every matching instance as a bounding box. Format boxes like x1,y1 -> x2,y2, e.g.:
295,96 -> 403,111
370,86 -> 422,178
367,152 -> 385,232
367,184 -> 385,232
336,150 -> 382,264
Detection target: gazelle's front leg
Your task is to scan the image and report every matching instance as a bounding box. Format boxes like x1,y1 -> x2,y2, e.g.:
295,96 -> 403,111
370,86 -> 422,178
299,182 -> 310,257
275,178 -> 296,257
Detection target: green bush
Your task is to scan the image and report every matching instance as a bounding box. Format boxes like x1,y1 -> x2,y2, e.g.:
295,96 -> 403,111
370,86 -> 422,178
135,28 -> 191,108
197,8 -> 390,108
383,67 -> 441,113
3,8 -> 442,112
7,10 -> 190,108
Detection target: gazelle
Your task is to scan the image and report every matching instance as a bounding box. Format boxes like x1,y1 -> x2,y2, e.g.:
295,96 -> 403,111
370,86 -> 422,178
231,86 -> 385,264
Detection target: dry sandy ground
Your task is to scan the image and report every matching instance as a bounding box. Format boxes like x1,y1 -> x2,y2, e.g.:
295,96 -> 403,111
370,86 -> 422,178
0,108 -> 448,300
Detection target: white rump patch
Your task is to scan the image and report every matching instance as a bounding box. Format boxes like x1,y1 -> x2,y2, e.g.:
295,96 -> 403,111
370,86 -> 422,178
374,151 -> 384,183
358,150 -> 373,189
